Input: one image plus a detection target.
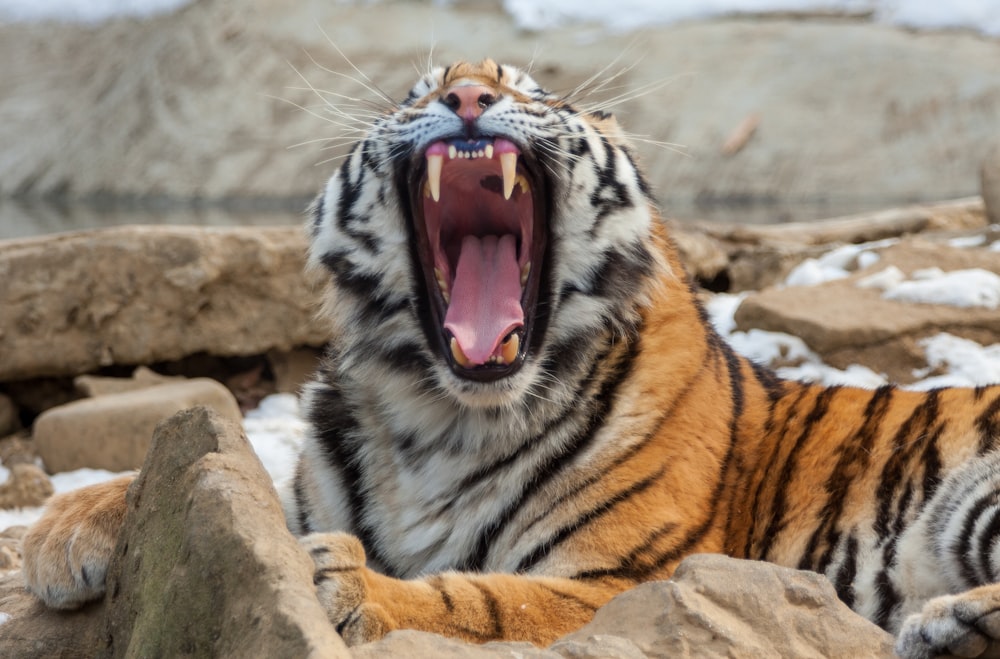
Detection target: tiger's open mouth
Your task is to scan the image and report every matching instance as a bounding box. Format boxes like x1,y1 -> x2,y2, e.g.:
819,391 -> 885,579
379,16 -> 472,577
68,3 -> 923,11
408,136 -> 546,381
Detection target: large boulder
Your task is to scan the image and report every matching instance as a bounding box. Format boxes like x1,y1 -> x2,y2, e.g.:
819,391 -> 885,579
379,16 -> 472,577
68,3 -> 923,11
0,407 -> 348,657
984,141 -> 1000,225
0,225 -> 330,381
100,407 -> 346,657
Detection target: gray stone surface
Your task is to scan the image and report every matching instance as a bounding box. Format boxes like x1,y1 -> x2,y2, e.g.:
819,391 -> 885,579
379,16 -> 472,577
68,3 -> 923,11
558,554 -> 895,658
0,0 -> 998,226
0,225 -> 330,381
32,378 -> 243,473
101,407 -> 348,658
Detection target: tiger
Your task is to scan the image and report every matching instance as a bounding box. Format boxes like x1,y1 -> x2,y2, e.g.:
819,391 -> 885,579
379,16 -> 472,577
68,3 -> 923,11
18,59 -> 1000,657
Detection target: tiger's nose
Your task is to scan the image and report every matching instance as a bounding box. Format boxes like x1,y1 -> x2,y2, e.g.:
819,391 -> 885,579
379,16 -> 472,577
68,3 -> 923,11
442,84 -> 497,121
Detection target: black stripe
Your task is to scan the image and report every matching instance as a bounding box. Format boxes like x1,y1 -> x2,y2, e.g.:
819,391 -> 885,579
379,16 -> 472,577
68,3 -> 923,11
744,384 -> 812,558
833,535 -> 859,608
976,391 -> 1000,454
515,463 -> 667,573
310,194 -> 325,237
956,491 -> 1000,588
798,386 -> 893,571
427,576 -> 455,613
464,338 -> 640,571
979,506 -> 1000,583
307,378 -> 392,574
293,466 -> 312,535
874,390 -> 938,539
320,251 -> 410,322
540,584 -> 600,612
578,340 -> 742,581
758,386 -> 841,560
471,581 -> 504,639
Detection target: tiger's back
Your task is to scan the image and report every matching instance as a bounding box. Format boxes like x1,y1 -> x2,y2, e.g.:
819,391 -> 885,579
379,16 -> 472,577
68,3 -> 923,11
20,58 -> 1000,657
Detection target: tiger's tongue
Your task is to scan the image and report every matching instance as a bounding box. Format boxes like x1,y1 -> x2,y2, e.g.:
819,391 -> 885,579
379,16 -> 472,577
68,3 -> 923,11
444,234 -> 523,366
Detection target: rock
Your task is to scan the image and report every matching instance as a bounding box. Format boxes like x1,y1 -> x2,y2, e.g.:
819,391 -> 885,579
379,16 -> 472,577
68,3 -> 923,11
983,141 -> 1000,225
73,366 -> 184,398
548,635 -> 646,658
734,240 -> 1000,381
352,631 -> 560,659
32,378 -> 242,473
0,432 -> 39,468
0,393 -> 16,437
267,347 -> 323,395
697,197 -> 989,291
558,554 -> 895,658
0,464 -> 53,509
1,3 -> 1000,222
0,526 -> 27,570
101,406 -> 347,658
0,570 -> 105,659
0,225 -> 329,382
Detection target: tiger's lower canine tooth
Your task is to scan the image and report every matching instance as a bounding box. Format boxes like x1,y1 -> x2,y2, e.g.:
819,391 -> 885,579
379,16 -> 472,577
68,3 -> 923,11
426,154 -> 443,202
520,262 -> 531,287
500,152 -> 517,200
501,333 -> 519,365
451,338 -> 472,368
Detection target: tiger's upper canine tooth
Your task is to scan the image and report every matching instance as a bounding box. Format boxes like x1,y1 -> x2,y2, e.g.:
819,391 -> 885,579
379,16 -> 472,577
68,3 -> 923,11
426,154 -> 443,202
500,152 -> 517,200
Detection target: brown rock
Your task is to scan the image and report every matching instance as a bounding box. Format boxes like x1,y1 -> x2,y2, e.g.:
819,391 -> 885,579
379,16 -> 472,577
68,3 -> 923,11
352,631 -> 559,658
0,393 -> 16,437
0,225 -> 330,381
734,240 -> 1000,381
0,526 -> 27,570
0,464 -> 53,509
32,378 -> 242,473
73,366 -> 184,398
983,141 -> 1000,225
268,347 -> 323,395
0,570 -> 105,659
558,554 -> 894,658
101,406 -> 347,658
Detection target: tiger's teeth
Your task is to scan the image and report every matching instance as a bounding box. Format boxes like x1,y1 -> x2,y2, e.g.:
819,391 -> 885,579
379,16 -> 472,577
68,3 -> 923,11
515,174 -> 530,194
426,154 -> 443,202
500,152 -> 517,200
435,268 -> 450,304
448,145 -> 458,160
450,338 -> 472,368
501,333 -> 519,365
485,144 -> 494,159
520,262 -> 531,287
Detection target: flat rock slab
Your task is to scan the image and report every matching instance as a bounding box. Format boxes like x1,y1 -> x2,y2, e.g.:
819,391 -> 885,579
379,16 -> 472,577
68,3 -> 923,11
735,240 -> 1000,381
0,225 -> 330,381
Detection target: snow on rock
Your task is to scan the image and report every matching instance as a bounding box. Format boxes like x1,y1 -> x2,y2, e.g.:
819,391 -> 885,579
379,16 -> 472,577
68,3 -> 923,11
862,267 -> 1000,309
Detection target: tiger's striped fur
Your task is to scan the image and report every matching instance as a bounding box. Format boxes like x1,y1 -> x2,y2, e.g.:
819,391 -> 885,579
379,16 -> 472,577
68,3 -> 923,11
20,60 -> 1000,656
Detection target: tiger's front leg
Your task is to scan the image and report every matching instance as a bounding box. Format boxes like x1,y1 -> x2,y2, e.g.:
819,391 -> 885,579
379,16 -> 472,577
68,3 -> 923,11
21,475 -> 133,609
301,532 -> 623,646
896,586 -> 1000,659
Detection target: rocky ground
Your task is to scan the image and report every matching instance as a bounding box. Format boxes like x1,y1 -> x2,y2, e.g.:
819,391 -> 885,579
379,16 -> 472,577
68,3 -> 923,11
0,193 -> 997,657
0,0 -> 999,655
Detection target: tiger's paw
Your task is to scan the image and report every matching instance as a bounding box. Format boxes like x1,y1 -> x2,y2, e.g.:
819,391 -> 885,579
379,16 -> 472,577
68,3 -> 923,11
21,475 -> 132,609
896,586 -> 1000,659
301,532 -> 398,646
